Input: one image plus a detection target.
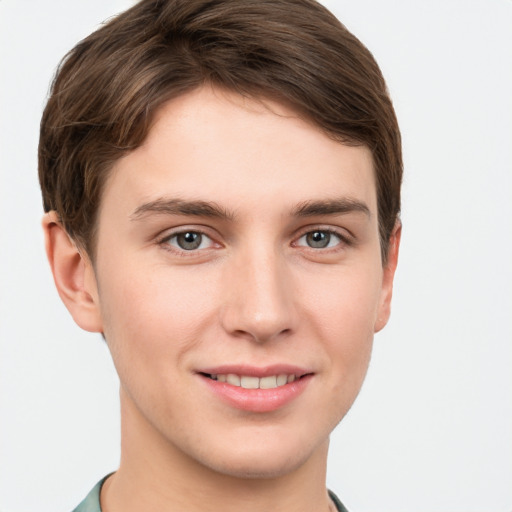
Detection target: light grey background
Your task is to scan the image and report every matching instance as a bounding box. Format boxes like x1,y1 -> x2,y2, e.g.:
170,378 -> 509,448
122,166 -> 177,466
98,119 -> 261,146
1,1 -> 511,511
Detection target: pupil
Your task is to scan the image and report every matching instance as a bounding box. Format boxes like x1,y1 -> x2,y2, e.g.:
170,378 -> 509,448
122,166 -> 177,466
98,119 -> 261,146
307,231 -> 330,248
177,232 -> 202,250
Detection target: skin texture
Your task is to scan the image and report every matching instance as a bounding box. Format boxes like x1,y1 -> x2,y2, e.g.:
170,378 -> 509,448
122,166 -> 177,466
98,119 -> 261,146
43,86 -> 400,512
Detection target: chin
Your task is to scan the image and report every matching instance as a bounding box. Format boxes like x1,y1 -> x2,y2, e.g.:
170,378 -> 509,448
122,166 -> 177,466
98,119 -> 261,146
204,451 -> 310,480
190,430 -> 330,480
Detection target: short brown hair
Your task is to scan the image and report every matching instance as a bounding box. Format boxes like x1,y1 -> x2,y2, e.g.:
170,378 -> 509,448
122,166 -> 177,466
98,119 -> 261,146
39,0 -> 402,261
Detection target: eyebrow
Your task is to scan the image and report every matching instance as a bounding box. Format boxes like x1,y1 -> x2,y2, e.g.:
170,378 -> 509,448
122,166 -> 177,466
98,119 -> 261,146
130,196 -> 371,222
130,198 -> 236,221
292,198 -> 371,218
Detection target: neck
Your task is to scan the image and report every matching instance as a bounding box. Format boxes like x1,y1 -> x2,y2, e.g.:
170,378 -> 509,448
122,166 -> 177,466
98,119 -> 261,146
101,388 -> 334,512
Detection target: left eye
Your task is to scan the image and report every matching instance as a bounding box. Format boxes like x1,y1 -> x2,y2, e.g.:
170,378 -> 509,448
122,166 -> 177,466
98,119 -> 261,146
296,230 -> 342,249
165,231 -> 214,251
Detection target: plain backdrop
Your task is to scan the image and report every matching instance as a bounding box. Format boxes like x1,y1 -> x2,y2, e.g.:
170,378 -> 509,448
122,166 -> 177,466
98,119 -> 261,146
1,1 -> 511,511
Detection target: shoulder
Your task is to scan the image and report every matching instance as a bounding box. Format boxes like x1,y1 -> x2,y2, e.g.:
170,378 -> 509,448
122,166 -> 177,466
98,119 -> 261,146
328,489 -> 350,512
71,475 -> 111,512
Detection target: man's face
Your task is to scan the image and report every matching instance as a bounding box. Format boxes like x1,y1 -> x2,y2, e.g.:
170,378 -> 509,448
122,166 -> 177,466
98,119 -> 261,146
86,86 -> 398,478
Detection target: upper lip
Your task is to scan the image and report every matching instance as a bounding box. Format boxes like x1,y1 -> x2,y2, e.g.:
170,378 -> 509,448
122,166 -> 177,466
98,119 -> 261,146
196,364 -> 312,378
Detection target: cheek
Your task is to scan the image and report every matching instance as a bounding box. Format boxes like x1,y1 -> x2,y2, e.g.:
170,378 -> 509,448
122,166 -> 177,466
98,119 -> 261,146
303,262 -> 382,333
96,260 -> 219,374
300,265 -> 382,379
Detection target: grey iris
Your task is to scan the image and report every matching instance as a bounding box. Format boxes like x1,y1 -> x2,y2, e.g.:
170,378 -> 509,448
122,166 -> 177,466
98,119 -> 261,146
306,231 -> 330,248
177,232 -> 202,250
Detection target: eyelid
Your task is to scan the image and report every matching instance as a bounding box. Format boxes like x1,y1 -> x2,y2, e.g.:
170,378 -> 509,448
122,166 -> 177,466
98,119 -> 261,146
156,226 -> 222,255
292,225 -> 354,249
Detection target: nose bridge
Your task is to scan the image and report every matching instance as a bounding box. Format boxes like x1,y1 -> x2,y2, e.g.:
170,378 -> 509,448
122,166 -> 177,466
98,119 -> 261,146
221,239 -> 296,342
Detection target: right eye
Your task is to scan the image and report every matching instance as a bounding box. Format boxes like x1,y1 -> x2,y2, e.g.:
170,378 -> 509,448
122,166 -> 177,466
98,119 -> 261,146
162,231 -> 215,251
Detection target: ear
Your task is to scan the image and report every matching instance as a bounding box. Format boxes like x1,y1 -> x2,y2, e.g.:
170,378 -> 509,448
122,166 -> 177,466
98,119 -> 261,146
374,221 -> 401,333
42,212 -> 103,333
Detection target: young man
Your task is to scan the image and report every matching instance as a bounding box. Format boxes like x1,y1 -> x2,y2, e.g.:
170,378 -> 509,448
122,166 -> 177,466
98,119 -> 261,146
39,0 -> 402,510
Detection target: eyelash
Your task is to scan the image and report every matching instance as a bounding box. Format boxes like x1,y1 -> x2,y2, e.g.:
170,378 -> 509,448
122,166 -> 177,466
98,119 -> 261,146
157,228 -> 218,257
156,226 -> 352,256
293,227 -> 352,251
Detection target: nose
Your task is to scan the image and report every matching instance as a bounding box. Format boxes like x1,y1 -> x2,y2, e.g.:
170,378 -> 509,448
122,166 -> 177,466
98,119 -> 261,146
220,244 -> 298,343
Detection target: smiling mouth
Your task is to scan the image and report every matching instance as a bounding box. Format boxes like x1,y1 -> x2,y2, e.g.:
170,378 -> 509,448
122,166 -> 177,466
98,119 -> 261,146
201,373 -> 309,389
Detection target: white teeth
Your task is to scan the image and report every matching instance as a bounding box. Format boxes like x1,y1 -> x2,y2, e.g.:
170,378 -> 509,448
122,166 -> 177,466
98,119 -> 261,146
277,374 -> 288,386
241,376 -> 259,389
226,374 -> 241,386
259,375 -> 277,389
213,373 -> 298,389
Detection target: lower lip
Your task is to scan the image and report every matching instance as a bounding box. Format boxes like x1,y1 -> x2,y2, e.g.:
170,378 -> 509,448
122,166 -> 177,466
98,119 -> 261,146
200,375 -> 312,413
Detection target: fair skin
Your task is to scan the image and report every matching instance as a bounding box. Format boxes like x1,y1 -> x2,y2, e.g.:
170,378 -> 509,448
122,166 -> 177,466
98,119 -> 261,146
44,86 -> 400,512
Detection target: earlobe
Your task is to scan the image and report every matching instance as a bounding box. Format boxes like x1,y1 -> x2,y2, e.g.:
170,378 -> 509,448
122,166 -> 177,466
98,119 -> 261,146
374,221 -> 401,333
42,212 -> 103,333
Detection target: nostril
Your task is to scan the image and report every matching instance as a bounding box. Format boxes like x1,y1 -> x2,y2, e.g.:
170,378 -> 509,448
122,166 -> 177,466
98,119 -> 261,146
219,276 -> 297,343
228,326 -> 292,343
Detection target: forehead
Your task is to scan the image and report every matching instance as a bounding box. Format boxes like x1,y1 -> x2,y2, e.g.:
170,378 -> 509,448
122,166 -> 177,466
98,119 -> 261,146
103,86 -> 377,220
